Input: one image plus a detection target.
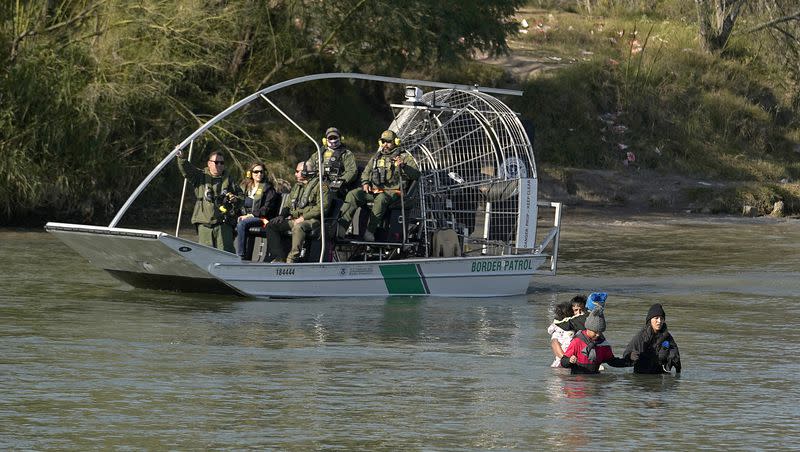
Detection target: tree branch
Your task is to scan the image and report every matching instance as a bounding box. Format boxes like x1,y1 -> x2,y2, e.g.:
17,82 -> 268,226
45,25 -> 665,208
10,1 -> 105,62
738,10 -> 800,35
317,0 -> 369,54
257,0 -> 369,88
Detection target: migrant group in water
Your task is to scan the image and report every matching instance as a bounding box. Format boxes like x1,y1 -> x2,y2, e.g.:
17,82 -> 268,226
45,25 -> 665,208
548,293 -> 682,375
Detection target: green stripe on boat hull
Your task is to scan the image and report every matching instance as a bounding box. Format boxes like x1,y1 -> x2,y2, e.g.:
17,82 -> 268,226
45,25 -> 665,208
380,264 -> 428,295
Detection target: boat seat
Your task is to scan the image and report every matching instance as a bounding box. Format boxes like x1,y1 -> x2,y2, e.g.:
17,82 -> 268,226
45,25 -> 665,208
247,197 -> 342,262
350,180 -> 420,243
430,228 -> 462,257
240,191 -> 288,260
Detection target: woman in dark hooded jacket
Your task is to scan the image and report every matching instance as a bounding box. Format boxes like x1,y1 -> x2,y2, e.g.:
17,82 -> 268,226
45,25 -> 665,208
623,303 -> 681,374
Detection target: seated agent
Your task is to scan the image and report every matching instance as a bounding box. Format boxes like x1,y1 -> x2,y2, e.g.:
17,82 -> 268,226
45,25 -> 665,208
337,130 -> 419,242
263,160 -> 330,263
176,149 -> 240,253
623,303 -> 682,374
560,307 -> 629,374
308,127 -> 357,193
235,161 -> 281,260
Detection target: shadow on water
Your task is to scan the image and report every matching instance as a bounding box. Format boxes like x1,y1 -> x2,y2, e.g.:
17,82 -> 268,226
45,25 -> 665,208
106,291 -> 242,313
380,296 -> 424,340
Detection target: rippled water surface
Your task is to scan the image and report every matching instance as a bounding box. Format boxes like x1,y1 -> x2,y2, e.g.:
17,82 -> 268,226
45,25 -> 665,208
2,212 -> 799,450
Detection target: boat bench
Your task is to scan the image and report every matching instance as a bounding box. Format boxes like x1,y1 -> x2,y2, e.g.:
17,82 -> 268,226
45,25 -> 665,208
244,197 -> 343,262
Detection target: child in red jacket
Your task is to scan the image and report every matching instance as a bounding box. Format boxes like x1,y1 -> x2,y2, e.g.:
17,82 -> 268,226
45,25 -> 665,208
560,307 -> 629,374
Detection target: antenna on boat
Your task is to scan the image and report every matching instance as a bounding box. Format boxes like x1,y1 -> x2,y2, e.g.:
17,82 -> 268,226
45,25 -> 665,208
260,94 -> 327,263
174,140 -> 194,237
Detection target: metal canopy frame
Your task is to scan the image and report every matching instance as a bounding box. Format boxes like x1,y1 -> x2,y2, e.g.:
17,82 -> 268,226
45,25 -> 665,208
107,72 -> 538,262
109,73 -> 522,228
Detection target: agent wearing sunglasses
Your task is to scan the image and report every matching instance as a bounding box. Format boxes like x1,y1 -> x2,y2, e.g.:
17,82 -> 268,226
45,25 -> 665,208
235,161 -> 281,260
176,149 -> 241,253
337,130 -> 419,242
307,127 -> 357,193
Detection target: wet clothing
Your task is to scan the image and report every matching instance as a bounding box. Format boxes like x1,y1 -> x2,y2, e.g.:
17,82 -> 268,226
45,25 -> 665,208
236,180 -> 281,259
339,149 -> 419,233
308,145 -> 357,190
264,176 -> 330,263
548,321 -> 574,368
560,330 -> 629,374
623,323 -> 682,374
177,156 -> 240,253
554,312 -> 588,332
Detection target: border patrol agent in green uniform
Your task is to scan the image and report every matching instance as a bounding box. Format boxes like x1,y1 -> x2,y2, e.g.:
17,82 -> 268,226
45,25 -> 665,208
264,160 -> 331,263
176,150 -> 240,253
308,126 -> 357,193
338,130 -> 419,242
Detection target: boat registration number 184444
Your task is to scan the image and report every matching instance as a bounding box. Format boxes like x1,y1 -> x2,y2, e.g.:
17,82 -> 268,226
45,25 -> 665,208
275,267 -> 295,276
471,259 -> 532,273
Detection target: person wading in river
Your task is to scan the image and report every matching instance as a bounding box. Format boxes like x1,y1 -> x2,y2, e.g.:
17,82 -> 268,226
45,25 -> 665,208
548,301 -> 575,367
622,303 -> 682,374
560,307 -> 629,374
554,293 -> 607,333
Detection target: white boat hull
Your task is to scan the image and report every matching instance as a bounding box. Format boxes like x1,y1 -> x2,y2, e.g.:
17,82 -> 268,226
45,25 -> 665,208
206,252 -> 545,298
47,223 -> 549,298
46,223 -> 244,295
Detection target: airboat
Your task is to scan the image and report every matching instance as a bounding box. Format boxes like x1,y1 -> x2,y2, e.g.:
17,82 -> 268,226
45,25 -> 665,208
46,73 -> 562,298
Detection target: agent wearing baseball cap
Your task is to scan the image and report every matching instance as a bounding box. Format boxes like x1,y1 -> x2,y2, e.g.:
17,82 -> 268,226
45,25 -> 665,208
337,130 -> 419,242
308,126 -> 357,192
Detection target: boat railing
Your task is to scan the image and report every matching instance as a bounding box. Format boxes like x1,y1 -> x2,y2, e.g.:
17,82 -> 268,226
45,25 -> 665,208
259,94 -> 326,262
532,201 -> 563,276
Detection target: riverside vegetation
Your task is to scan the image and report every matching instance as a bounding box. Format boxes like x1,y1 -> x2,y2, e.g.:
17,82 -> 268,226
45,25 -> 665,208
2,0 -> 799,226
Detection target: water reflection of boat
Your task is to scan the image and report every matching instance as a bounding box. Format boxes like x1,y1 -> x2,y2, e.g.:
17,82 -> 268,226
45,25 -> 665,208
46,73 -> 562,298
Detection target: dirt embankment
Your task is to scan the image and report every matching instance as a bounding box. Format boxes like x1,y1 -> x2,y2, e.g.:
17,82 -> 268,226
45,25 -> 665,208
538,167 -> 734,214
478,9 -> 797,218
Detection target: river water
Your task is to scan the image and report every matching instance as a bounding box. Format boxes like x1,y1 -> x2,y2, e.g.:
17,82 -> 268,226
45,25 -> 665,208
2,212 -> 799,450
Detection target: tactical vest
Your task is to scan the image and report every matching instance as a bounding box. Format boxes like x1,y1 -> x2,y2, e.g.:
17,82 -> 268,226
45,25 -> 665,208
322,146 -> 346,180
370,149 -> 401,187
291,178 -> 319,211
193,172 -> 236,225
199,173 -> 235,203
